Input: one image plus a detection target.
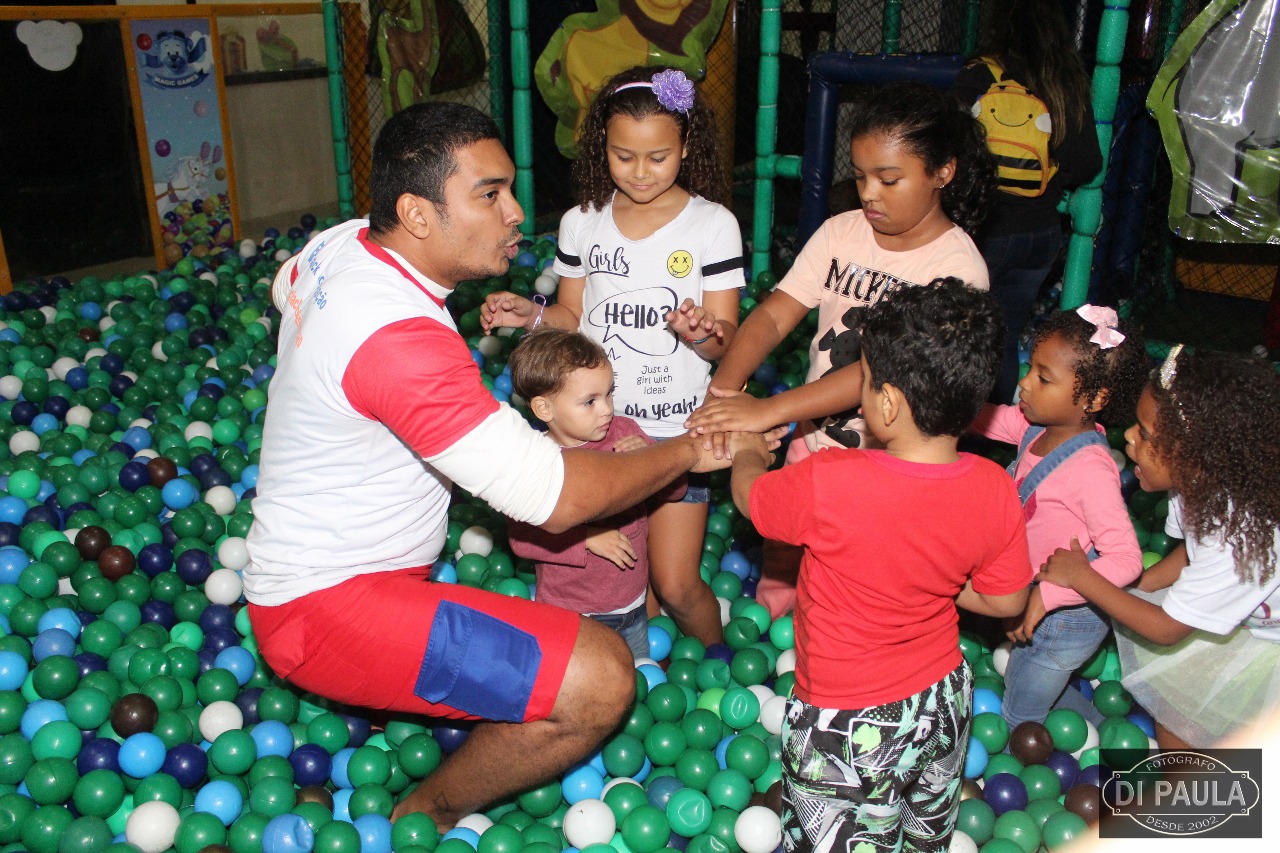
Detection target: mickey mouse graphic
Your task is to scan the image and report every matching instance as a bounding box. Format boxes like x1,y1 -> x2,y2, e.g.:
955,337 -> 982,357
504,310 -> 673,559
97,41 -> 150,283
815,306 -> 866,447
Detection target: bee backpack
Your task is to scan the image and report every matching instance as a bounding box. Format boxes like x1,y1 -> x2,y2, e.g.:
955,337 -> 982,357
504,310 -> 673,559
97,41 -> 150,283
970,57 -> 1057,197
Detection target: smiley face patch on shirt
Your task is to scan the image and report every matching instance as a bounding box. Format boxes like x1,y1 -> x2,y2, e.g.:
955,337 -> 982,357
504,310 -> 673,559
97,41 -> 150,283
667,250 -> 693,278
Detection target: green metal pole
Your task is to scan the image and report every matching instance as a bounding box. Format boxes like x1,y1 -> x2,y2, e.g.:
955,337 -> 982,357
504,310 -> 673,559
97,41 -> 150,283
488,0 -> 507,140
509,0 -> 534,237
963,0 -> 982,56
882,0 -> 902,54
322,0 -> 354,219
751,2 -> 783,279
1062,0 -> 1131,309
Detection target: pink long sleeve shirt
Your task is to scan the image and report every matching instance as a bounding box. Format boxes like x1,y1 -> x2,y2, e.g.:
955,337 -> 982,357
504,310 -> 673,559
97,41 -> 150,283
972,404 -> 1142,610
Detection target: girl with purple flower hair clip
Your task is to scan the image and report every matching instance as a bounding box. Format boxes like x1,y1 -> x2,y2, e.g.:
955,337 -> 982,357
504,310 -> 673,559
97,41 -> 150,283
481,65 -> 744,646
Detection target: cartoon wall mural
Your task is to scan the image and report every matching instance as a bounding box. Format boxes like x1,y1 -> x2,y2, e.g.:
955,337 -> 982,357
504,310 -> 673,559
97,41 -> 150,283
535,0 -> 731,158
373,0 -> 485,118
1148,0 -> 1280,243
131,18 -> 237,266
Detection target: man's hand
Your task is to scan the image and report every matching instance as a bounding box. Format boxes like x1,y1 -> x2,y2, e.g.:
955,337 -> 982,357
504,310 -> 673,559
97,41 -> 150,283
584,527 -> 637,570
1005,585 -> 1046,644
687,426 -> 788,473
480,291 -> 535,333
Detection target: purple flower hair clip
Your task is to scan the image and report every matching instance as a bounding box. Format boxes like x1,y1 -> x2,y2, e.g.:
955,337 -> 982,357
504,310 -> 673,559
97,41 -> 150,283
613,69 -> 696,113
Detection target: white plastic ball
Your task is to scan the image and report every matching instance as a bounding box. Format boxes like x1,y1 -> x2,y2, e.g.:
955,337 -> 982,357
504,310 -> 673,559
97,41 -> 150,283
205,355 -> 219,370
1073,720 -> 1101,758
455,813 -> 493,835
99,316 -> 116,332
775,648 -> 797,676
203,485 -> 238,516
39,305 -> 56,324
217,537 -> 250,571
65,405 -> 93,429
759,695 -> 788,736
85,347 -> 107,360
747,684 -> 776,706
151,340 -> 169,362
9,431 -> 39,456
199,700 -> 244,742
126,800 -> 181,853
542,268 -> 560,282
0,375 -> 22,400
458,525 -> 494,557
275,248 -> 292,262
240,238 -> 258,258
199,270 -> 218,284
992,641 -> 1012,677
133,448 -> 159,461
140,274 -> 158,288
205,568 -> 244,605
1109,447 -> 1126,468
52,357 -> 80,381
477,336 -> 502,358
534,275 -> 558,296
496,327 -> 517,338
121,370 -> 138,382
184,421 -> 213,442
563,798 -> 616,848
949,830 -> 979,853
734,806 -> 782,853
634,657 -> 659,669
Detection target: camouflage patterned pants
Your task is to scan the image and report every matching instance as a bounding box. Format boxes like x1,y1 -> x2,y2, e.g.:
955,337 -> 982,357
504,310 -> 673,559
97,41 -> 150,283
780,662 -> 973,853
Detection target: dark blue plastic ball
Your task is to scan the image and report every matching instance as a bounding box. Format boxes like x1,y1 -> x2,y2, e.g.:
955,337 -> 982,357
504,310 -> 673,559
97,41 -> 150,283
289,744 -> 331,786
77,737 -> 122,775
137,543 -> 174,578
10,401 -> 38,426
140,599 -> 176,630
163,742 -> 209,788
118,461 -> 150,492
176,550 -> 213,585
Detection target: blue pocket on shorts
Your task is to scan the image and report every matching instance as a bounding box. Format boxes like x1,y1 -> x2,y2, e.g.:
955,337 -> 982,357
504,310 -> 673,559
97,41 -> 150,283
416,601 -> 542,722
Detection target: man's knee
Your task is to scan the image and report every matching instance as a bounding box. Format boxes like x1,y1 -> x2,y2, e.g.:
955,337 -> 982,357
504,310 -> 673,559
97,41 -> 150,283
555,618 -> 635,730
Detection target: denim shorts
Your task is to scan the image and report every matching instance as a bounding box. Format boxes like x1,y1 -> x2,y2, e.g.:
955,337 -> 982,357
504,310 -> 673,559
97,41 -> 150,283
589,602 -> 650,660
681,472 -> 710,504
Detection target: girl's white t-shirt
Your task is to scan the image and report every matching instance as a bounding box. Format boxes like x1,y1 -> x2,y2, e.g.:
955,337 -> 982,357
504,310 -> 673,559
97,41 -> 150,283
554,195 -> 745,437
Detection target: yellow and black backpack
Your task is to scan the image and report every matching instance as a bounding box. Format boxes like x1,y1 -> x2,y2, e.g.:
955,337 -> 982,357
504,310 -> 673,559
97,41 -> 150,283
971,57 -> 1057,197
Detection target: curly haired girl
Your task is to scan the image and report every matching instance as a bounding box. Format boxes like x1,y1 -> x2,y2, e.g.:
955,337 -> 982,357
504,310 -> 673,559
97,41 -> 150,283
971,305 -> 1148,730
1037,347 -> 1280,748
481,65 -> 744,645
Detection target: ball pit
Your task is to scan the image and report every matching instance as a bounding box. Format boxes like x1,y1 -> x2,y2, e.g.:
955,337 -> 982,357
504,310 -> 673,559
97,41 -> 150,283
0,220 -> 1182,853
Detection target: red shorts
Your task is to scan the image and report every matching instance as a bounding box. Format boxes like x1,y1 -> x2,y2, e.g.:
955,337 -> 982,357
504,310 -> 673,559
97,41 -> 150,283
248,568 -> 581,722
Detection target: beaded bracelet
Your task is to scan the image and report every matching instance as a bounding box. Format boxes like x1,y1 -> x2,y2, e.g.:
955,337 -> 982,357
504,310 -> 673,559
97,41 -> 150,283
683,334 -> 711,346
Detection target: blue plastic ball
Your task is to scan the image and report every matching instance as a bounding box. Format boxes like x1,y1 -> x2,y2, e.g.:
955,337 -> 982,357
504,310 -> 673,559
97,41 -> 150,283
964,737 -> 989,779
561,762 -> 605,804
262,813 -> 315,853
972,687 -> 1002,717
214,646 -> 255,687
646,624 -> 673,662
118,732 -> 167,778
194,778 -> 244,825
353,814 -> 393,853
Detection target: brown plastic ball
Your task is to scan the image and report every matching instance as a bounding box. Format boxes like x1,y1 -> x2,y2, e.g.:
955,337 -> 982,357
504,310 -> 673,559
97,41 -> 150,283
98,545 -> 136,581
77,327 -> 101,343
75,526 -> 112,560
1009,721 -> 1055,766
147,457 -> 180,488
110,692 -> 160,737
296,785 -> 334,810
1064,782 -> 1101,824
763,780 -> 783,815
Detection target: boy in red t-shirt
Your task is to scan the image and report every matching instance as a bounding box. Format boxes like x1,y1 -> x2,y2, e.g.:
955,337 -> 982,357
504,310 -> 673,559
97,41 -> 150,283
729,279 -> 1032,853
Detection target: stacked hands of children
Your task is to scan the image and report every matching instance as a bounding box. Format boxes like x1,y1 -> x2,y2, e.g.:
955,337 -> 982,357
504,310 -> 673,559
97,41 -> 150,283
684,389 -> 779,459
1005,539 -> 1096,643
666,299 -> 730,345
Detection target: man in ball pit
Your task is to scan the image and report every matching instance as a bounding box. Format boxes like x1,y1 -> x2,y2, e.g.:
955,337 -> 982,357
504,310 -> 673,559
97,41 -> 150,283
244,102 -> 756,830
